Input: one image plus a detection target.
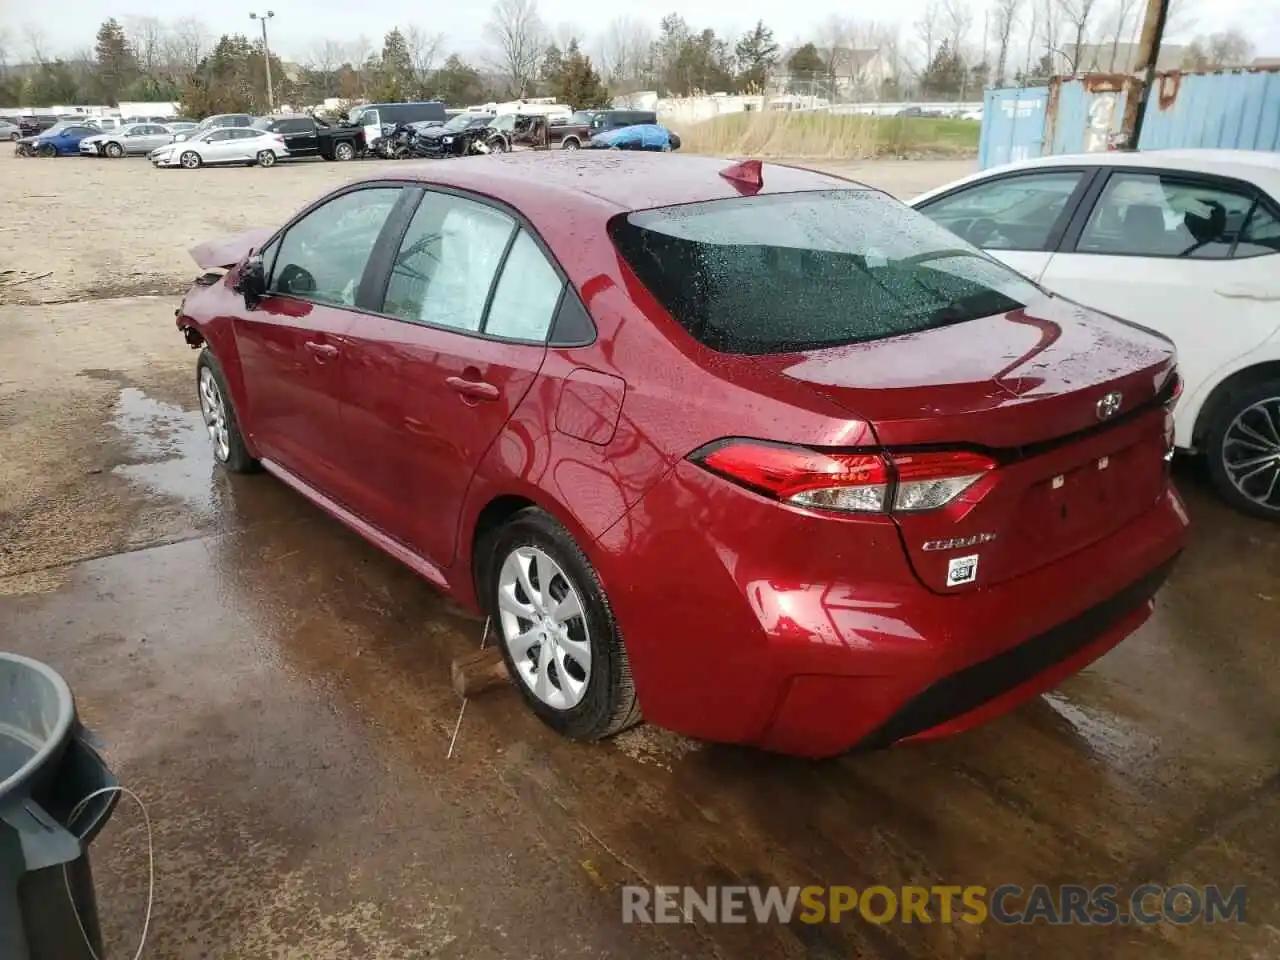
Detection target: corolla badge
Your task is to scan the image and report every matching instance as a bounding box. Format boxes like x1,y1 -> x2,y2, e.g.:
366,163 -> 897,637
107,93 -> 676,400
1096,391 -> 1123,420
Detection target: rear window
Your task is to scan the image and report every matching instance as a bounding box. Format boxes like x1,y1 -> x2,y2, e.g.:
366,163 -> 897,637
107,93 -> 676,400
609,189 -> 1041,355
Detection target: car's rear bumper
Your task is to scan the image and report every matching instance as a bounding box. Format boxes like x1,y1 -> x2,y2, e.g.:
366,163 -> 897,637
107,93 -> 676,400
593,460 -> 1189,757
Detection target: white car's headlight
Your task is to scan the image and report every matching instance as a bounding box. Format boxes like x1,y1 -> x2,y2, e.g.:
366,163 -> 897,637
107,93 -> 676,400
442,136 -> 454,144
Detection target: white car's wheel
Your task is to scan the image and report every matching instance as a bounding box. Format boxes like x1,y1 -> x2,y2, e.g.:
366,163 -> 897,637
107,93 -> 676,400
1206,378 -> 1280,521
180,150 -> 201,169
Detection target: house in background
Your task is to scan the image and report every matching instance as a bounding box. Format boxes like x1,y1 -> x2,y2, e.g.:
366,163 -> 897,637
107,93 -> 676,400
769,45 -> 895,100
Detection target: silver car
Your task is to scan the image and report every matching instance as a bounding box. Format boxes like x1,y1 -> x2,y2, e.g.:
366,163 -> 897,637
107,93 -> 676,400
0,119 -> 20,141
80,122 -> 177,158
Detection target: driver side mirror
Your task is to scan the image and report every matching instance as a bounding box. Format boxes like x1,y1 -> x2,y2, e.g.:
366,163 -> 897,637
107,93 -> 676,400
233,255 -> 267,307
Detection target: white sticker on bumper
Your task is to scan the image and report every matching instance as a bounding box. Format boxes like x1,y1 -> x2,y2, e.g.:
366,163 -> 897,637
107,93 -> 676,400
946,554 -> 979,587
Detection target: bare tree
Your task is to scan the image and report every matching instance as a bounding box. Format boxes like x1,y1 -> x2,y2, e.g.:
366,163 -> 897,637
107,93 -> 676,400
941,0 -> 974,53
308,40 -> 348,73
165,16 -> 211,73
914,0 -> 944,71
485,0 -> 545,95
596,15 -> 653,91
991,0 -> 1023,85
551,21 -> 583,50
1182,28 -> 1253,69
1023,0 -> 1040,76
23,23 -> 48,64
0,27 -> 10,72
404,26 -> 444,87
1039,0 -> 1063,69
1055,0 -> 1099,71
125,16 -> 166,73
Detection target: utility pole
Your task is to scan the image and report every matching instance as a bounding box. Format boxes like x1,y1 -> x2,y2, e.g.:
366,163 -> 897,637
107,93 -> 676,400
249,10 -> 276,113
1118,0 -> 1170,150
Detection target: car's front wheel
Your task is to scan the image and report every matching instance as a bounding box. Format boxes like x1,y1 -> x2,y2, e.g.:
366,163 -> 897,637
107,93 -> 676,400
180,150 -> 201,169
196,350 -> 259,473
37,143 -> 56,158
105,141 -> 124,158
1205,377 -> 1280,521
560,137 -> 580,150
484,508 -> 641,741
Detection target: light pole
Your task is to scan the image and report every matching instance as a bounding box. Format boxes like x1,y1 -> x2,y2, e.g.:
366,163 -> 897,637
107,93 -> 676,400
249,10 -> 276,113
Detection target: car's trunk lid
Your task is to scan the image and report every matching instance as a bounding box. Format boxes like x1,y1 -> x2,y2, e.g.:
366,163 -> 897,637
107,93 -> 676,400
752,296 -> 1177,593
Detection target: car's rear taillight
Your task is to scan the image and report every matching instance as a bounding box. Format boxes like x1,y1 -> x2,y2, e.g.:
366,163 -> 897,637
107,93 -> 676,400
691,440 -> 995,515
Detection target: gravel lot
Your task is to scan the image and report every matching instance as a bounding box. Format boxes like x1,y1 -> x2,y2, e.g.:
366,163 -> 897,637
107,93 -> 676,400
3,150 -> 1278,960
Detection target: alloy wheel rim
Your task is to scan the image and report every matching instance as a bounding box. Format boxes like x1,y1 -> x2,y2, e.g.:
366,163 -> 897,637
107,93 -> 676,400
497,546 -> 591,710
1222,397 -> 1280,511
198,367 -> 231,462
182,152 -> 198,168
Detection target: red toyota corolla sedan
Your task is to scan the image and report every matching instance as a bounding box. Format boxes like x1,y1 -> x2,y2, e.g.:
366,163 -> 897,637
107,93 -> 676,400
177,152 -> 1188,757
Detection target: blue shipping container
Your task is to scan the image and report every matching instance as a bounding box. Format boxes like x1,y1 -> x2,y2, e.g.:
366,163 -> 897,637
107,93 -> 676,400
978,67 -> 1280,168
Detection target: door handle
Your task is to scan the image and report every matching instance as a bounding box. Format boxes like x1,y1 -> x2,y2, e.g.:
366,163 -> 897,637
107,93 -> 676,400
446,376 -> 499,401
304,341 -> 338,360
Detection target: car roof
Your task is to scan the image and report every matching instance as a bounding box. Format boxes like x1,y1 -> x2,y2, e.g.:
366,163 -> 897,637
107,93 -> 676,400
352,152 -> 868,215
914,148 -> 1280,202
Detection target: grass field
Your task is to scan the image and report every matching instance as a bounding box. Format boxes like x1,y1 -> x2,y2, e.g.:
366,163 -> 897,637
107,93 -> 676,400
675,111 -> 981,159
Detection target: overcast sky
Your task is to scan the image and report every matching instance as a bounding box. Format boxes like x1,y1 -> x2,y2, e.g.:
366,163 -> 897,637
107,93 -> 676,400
6,0 -> 1277,65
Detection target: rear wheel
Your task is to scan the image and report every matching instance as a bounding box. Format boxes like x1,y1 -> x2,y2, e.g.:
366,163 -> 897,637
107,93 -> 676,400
333,140 -> 355,161
1205,378 -> 1280,521
196,350 -> 259,474
483,509 -> 641,741
180,150 -> 201,169
256,149 -> 277,167
104,141 -> 124,158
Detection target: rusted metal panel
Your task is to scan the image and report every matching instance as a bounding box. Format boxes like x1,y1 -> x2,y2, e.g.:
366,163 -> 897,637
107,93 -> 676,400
1137,68 -> 1280,151
979,66 -> 1280,164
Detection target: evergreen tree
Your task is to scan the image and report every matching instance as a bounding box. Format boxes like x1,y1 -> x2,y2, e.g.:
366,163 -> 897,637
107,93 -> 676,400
93,18 -> 138,104
734,20 -> 778,92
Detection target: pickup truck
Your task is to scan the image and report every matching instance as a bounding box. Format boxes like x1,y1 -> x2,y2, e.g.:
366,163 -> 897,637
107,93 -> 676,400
250,114 -> 364,161
549,109 -> 659,150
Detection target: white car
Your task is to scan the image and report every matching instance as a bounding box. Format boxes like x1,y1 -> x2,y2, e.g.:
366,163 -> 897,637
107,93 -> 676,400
912,149 -> 1280,519
151,127 -> 287,169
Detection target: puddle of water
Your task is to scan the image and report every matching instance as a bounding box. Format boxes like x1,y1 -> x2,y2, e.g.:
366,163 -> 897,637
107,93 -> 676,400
110,387 -> 218,514
1042,691 -> 1159,771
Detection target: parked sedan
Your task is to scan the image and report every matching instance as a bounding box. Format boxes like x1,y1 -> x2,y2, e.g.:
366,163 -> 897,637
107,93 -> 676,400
0,119 -> 20,141
80,122 -> 177,158
28,123 -> 100,157
912,149 -> 1280,520
151,127 -> 288,168
175,153 -> 1186,757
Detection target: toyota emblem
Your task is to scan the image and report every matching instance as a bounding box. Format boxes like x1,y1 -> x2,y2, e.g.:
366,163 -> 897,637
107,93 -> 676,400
1096,391 -> 1123,420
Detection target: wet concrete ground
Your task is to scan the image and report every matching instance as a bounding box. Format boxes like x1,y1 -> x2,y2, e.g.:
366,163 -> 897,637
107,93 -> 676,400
2,156 -> 1279,958
6,339 -> 1280,960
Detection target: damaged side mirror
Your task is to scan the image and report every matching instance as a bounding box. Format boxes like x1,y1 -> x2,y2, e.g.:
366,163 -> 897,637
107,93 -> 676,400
233,254 -> 267,307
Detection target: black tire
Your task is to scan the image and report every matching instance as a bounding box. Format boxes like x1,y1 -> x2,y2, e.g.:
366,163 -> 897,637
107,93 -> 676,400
256,149 -> 276,167
38,143 -> 56,158
333,140 -> 355,161
1204,377 -> 1280,521
180,150 -> 201,169
482,508 -> 641,741
196,349 -> 259,474
560,137 -> 580,150
105,141 -> 124,158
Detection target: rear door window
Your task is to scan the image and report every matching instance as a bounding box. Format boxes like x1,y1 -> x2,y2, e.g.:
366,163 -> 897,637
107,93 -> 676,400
1075,171 -> 1261,259
382,191 -> 516,331
610,189 -> 1041,355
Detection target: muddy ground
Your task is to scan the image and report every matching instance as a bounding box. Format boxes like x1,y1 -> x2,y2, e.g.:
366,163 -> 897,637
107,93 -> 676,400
1,151 -> 1278,959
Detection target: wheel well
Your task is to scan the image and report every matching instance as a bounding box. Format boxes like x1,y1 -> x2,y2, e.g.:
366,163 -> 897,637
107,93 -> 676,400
470,494 -> 538,605
1192,361 -> 1280,449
